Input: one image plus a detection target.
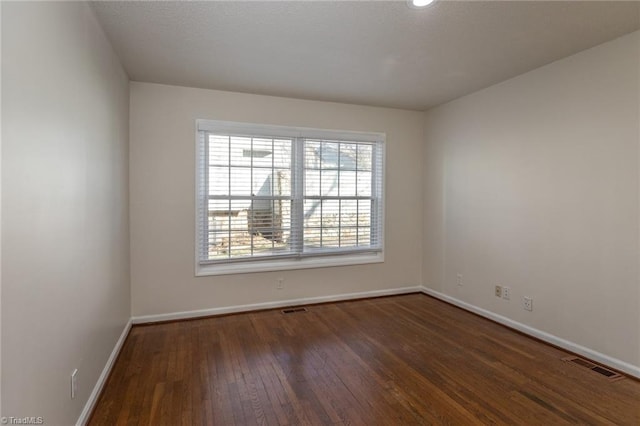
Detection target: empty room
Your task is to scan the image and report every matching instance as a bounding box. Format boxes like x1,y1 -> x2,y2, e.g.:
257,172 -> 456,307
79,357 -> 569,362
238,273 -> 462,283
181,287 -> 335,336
1,0 -> 639,424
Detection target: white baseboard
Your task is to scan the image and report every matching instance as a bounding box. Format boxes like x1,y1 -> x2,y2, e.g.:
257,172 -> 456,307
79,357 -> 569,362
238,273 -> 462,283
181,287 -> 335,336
132,286 -> 422,324
420,287 -> 640,379
76,319 -> 132,426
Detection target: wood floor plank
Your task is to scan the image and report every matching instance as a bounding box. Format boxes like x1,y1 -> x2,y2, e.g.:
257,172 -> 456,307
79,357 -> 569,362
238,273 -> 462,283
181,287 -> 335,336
89,294 -> 640,425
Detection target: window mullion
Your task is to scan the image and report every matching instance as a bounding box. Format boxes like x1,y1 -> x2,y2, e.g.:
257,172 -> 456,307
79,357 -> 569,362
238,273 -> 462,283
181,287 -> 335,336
250,137 -> 254,256
292,137 -> 305,255
371,143 -> 379,248
202,132 -> 210,262
337,143 -> 341,248
227,136 -> 232,259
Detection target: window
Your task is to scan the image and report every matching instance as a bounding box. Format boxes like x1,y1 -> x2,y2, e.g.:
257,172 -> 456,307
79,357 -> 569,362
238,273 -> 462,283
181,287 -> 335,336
196,120 -> 385,275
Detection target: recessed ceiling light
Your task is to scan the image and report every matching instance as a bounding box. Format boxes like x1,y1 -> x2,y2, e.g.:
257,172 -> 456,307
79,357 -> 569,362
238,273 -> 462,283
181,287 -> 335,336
408,0 -> 436,9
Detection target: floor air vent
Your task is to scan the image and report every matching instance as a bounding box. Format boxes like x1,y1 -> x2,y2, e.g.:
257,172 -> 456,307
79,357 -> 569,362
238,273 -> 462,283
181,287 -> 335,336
562,356 -> 624,381
281,307 -> 308,314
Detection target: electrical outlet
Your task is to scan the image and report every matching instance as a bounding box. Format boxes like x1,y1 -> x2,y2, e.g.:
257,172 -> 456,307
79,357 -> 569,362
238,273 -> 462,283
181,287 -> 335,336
457,273 -> 463,286
502,286 -> 511,300
71,369 -> 78,399
277,278 -> 284,290
495,285 -> 502,297
523,296 -> 533,311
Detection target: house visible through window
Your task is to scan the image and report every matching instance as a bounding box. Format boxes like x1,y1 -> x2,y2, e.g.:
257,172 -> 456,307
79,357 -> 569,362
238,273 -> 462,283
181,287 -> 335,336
196,120 -> 385,275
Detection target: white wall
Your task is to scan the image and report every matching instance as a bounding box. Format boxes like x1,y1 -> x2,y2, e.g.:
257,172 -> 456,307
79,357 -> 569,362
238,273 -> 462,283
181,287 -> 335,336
1,2 -> 130,424
423,31 -> 640,368
130,82 -> 423,317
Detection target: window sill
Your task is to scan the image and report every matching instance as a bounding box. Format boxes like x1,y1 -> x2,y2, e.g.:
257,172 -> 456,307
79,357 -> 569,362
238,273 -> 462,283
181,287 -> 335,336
195,251 -> 384,276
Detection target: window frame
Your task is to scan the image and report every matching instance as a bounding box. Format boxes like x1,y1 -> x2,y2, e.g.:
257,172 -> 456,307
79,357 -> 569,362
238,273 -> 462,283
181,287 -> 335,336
195,119 -> 385,276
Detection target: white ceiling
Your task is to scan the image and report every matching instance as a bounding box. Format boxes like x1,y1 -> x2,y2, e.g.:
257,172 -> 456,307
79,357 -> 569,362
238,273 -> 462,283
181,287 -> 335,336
92,1 -> 640,111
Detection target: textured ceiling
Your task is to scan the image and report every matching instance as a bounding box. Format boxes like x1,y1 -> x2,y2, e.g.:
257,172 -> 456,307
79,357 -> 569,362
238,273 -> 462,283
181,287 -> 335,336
92,1 -> 640,111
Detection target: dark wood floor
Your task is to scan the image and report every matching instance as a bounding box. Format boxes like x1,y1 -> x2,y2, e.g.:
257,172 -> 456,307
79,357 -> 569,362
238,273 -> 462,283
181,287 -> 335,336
90,294 -> 640,425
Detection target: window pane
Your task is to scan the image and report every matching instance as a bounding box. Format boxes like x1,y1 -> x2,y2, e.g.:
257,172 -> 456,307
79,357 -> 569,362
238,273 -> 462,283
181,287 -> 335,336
322,227 -> 340,248
357,144 -> 372,171
209,135 -> 229,165
230,167 -> 251,195
250,169 -> 290,198
341,200 -> 358,227
273,139 -> 292,168
250,138 -> 273,168
321,170 -> 339,196
273,169 -> 291,196
208,231 -> 230,260
249,200 -> 282,240
322,200 -> 339,228
340,227 -> 358,247
280,200 -> 292,231
358,200 -> 371,228
340,143 -> 358,170
304,227 -> 321,248
358,227 -> 371,246
252,168 -> 272,196
208,199 -> 229,215
305,170 -> 320,196
305,141 -> 321,169
304,200 -> 322,227
209,166 -> 229,196
321,142 -> 339,169
340,171 -> 356,197
230,137 -> 252,166
228,231 -> 253,258
356,171 -> 372,197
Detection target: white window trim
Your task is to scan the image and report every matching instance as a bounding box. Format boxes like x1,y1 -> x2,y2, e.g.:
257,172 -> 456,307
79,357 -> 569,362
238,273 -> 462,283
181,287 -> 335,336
196,251 -> 384,277
195,119 -> 386,277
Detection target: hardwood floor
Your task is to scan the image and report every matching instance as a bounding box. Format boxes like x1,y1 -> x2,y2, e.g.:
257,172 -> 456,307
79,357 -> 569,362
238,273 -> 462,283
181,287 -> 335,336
89,294 -> 640,425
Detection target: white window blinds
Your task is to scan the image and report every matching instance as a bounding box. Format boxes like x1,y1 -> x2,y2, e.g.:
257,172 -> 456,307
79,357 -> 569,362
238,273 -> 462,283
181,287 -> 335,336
196,120 -> 384,269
